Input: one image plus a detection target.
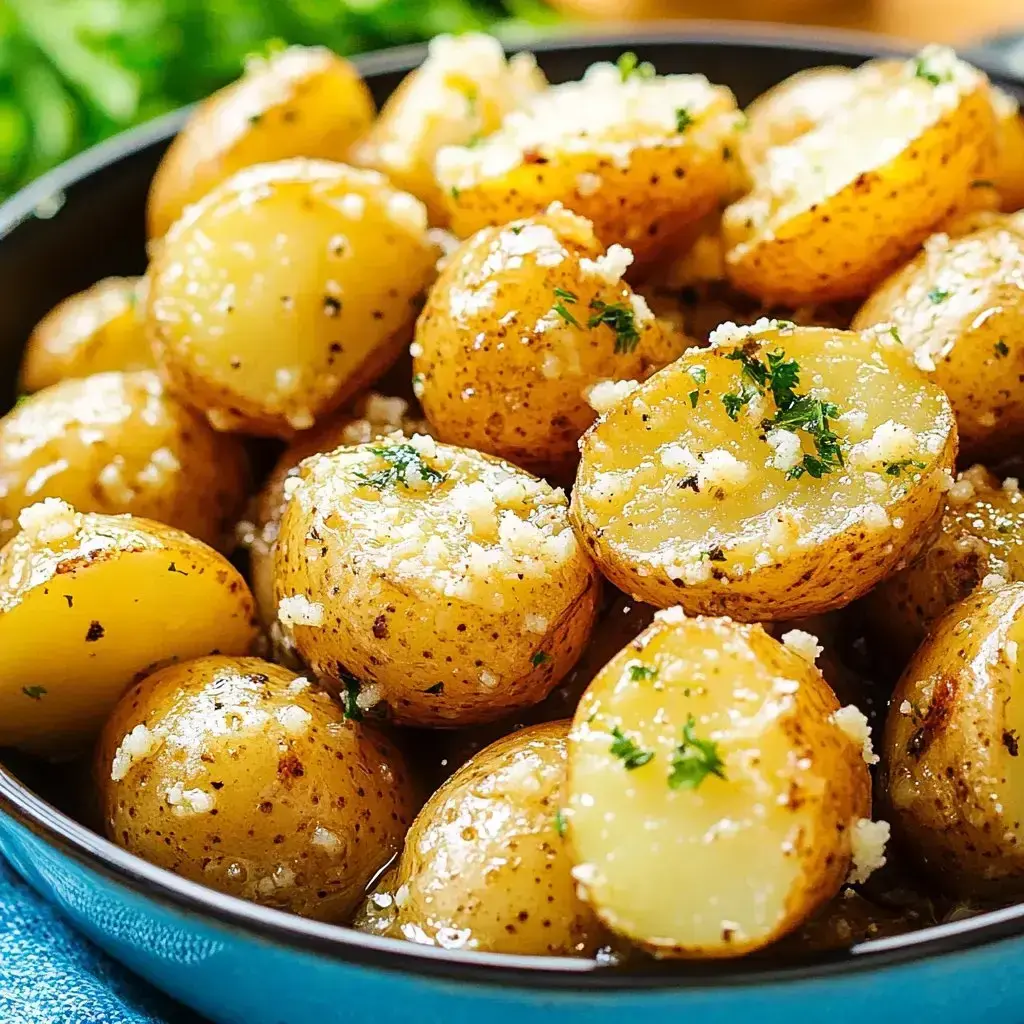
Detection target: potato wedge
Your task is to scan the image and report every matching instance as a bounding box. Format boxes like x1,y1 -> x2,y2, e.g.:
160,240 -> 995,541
566,610 -> 874,956
572,321 -> 956,619
147,160 -> 437,437
0,501 -> 256,756
274,436 -> 600,726
98,656 -> 414,921
147,46 -> 373,239
884,582 -> 1024,897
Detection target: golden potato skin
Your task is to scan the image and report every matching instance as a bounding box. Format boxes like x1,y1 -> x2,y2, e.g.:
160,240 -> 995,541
274,438 -> 600,726
572,323 -> 957,620
567,612 -> 872,957
883,583 -> 1024,898
0,371 -> 247,548
20,277 -> 152,392
97,656 -> 415,921
414,207 -> 684,477
148,160 -> 437,438
852,212 -> 1024,459
0,504 -> 257,756
355,721 -> 604,955
993,88 -> 1024,213
147,46 -> 373,239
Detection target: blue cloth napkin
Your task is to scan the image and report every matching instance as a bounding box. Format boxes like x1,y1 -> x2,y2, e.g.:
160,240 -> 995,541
0,857 -> 200,1024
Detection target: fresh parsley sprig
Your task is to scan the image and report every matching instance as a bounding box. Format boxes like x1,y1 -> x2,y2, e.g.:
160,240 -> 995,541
355,444 -> 446,490
610,726 -> 654,769
589,300 -> 641,354
668,715 -> 726,790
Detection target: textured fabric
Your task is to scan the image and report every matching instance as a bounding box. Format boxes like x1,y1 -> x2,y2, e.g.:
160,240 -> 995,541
0,858 -> 199,1024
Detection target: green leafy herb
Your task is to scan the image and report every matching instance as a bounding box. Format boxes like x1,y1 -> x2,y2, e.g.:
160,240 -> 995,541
617,52 -> 655,82
913,54 -> 951,86
689,390 -> 699,408
588,300 -> 640,354
554,808 -> 568,837
340,673 -> 363,721
668,715 -> 726,790
688,365 -> 707,385
22,685 -> 46,700
552,286 -> 580,327
610,726 -> 654,770
675,107 -> 694,132
355,443 -> 446,490
510,225 -> 524,235
884,458 -> 926,477
450,185 -> 461,200
995,338 -> 1010,358
722,382 -> 758,420
927,287 -> 950,304
888,325 -> 903,345
531,650 -> 552,666
628,663 -> 657,682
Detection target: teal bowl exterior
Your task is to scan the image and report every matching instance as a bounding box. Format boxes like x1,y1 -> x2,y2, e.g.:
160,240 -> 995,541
2,24 -> 1024,1024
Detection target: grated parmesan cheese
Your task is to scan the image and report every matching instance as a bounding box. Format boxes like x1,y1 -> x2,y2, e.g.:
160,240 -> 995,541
848,818 -> 890,884
765,429 -> 802,472
276,704 -> 312,735
165,783 -> 215,817
832,705 -> 879,765
17,498 -> 82,546
278,594 -> 325,628
781,629 -> 822,664
850,420 -> 919,469
586,379 -> 639,414
110,724 -> 164,782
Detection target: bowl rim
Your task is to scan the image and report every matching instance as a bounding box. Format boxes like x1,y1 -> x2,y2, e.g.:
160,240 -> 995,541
3,19 -> 1024,993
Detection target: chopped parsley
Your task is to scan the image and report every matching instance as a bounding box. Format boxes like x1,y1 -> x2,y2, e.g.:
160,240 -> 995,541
884,458 -> 926,477
355,444 -> 446,490
628,663 -> 657,682
609,726 -> 654,769
22,686 -> 46,700
689,390 -> 699,408
340,673 -> 363,721
509,224 -> 524,235
888,325 -> 903,345
688,366 -> 707,385
450,185 -> 461,200
722,382 -> 758,420
913,54 -> 951,86
995,338 -> 1010,358
531,650 -> 553,667
668,715 -> 726,790
675,107 -> 694,132
617,51 -> 656,82
588,299 -> 640,354
552,286 -> 581,327
554,808 -> 568,837
927,287 -> 950,304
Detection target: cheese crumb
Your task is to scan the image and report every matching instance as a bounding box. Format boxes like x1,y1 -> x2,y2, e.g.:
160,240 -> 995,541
278,594 -> 325,628
982,572 -> 1008,591
850,420 -> 918,468
781,629 -> 822,664
832,705 -> 879,765
847,818 -> 890,884
947,477 -> 976,505
17,498 -> 82,546
862,504 -> 891,531
586,379 -> 639,414
450,481 -> 498,536
276,704 -> 312,735
524,613 -> 548,634
1004,477 -> 1020,493
765,429 -> 802,472
700,448 -> 751,490
654,606 -> 687,625
579,243 -> 634,283
110,724 -> 164,782
165,783 -> 215,817
707,316 -> 787,348
899,700 -> 913,715
311,826 -> 342,851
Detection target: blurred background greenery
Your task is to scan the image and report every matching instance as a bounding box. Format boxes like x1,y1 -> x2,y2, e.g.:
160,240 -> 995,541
0,0 -> 560,200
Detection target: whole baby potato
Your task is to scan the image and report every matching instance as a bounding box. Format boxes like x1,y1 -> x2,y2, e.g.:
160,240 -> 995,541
97,656 -> 415,921
355,721 -> 605,955
274,434 -> 600,726
148,159 -> 438,437
414,204 -> 684,477
147,46 -> 374,239
19,277 -> 152,392
0,501 -> 257,756
0,371 -> 247,548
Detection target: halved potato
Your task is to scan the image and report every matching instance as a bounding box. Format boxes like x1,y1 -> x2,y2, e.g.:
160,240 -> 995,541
566,610 -> 874,956
0,501 -> 256,756
572,321 -> 956,619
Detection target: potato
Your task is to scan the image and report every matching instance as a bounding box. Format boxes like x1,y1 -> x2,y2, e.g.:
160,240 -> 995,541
247,392 -> 431,632
572,321 -> 957,619
866,466 -> 1024,663
97,656 -> 414,921
147,160 -> 438,438
435,57 -> 742,268
0,371 -> 247,548
883,582 -> 1024,898
0,501 -> 256,756
355,721 -> 604,954
352,33 -> 544,224
19,277 -> 152,392
566,610 -> 874,956
993,87 -> 1024,213
274,435 -> 600,726
851,211 -> 1024,459
414,204 -> 685,477
147,46 -> 374,239
723,48 -> 998,304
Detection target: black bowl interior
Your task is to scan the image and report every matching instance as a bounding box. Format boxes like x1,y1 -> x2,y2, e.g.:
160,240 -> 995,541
3,22 -> 1024,990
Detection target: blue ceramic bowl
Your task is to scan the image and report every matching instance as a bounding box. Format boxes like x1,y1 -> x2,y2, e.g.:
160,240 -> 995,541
3,24 -> 1024,1024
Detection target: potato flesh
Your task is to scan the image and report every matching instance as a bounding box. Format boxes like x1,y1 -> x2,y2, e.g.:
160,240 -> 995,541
568,613 -> 870,956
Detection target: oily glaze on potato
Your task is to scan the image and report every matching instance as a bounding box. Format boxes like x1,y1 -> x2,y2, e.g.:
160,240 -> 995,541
0,501 -> 256,756
435,58 -> 742,268
566,610 -> 875,957
353,33 -> 544,224
148,160 -> 437,437
97,656 -> 414,921
355,721 -> 604,955
147,46 -> 374,240
414,204 -> 684,477
572,321 -> 957,620
0,371 -> 247,548
852,211 -> 1024,459
884,582 -> 1024,898
866,466 -> 1024,663
19,277 -> 152,392
274,436 -> 600,726
723,48 -> 998,305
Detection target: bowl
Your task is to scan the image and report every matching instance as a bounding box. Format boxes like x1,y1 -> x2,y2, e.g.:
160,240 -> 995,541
2,23 -> 1024,1024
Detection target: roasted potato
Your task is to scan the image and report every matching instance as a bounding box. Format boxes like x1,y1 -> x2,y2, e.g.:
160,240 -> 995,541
147,46 -> 374,239
97,656 -> 415,921
993,87 -> 1024,213
355,721 -> 604,954
572,320 -> 957,619
0,371 -> 247,548
884,582 -> 1024,898
852,211 -> 1024,459
723,48 -> 998,304
566,610 -> 876,956
866,466 -> 1024,662
414,204 -> 684,477
274,435 -> 600,726
147,160 -> 437,437
0,501 -> 256,756
353,33 -> 545,224
19,277 -> 152,392
435,57 -> 742,268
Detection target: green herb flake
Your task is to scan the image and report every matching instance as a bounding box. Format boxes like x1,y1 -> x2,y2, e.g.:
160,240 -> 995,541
675,107 -> 694,132
628,663 -> 657,682
554,808 -> 568,837
341,673 -> 364,721
450,185 -> 461,200
688,365 -> 707,385
995,339 -> 1010,358
510,225 -> 524,235
13,394 -> 29,410
355,443 -> 446,491
609,725 -> 654,770
927,287 -> 950,304
668,715 -> 726,790
689,390 -> 699,408
722,383 -> 757,421
913,55 -> 951,86
617,52 -> 655,82
22,686 -> 46,700
531,650 -> 553,667
888,325 -> 903,345
588,299 -> 641,354
884,458 -> 926,477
